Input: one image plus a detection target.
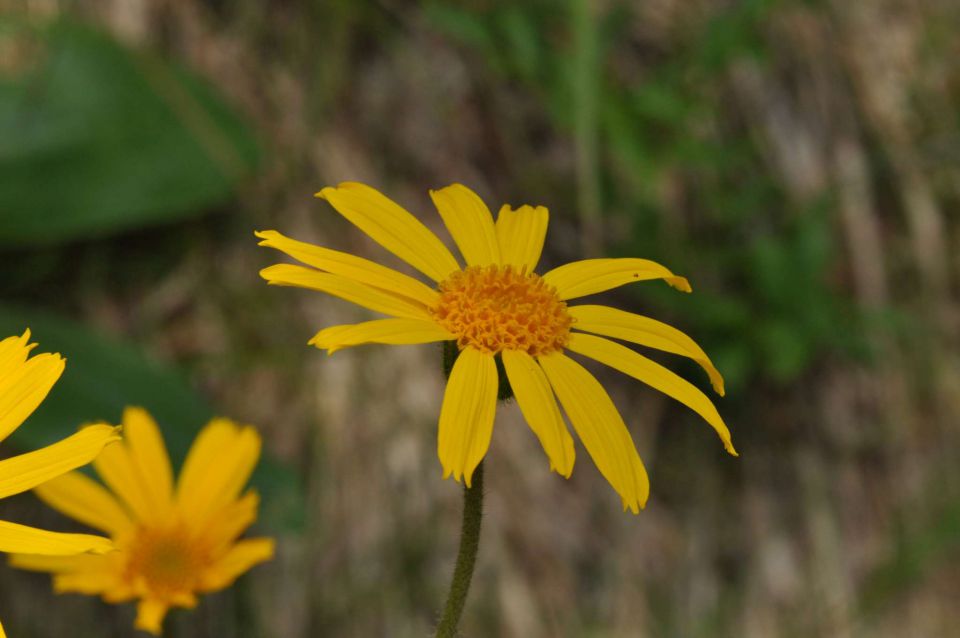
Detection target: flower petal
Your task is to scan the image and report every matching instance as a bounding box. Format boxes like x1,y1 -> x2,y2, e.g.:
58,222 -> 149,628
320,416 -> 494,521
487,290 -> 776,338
199,538 -> 275,592
135,599 -> 169,636
33,471 -> 132,535
501,349 -> 575,477
566,333 -> 736,455
176,419 -> 261,526
0,332 -> 64,442
495,204 -> 548,272
93,430 -> 159,523
429,184 -> 501,266
437,347 -> 498,487
0,424 -> 120,500
569,304 -> 724,395
255,230 -> 439,306
9,552 -> 108,574
122,407 -> 174,516
538,351 -> 649,513
318,182 -> 460,281
202,490 -> 260,551
542,258 -> 691,300
0,519 -> 113,555
260,264 -> 431,320
309,318 -> 455,354
55,569 -> 121,596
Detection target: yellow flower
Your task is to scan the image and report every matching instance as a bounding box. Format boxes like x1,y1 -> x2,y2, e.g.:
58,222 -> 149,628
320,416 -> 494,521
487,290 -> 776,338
257,182 -> 736,513
11,407 -> 275,635
0,330 -> 119,636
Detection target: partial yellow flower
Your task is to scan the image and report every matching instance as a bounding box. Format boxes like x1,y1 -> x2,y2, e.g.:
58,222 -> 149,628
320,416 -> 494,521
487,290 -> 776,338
257,182 -> 736,513
11,407 -> 275,635
0,330 -> 118,554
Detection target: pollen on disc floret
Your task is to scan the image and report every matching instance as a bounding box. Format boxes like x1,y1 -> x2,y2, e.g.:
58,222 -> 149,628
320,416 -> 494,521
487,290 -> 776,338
127,525 -> 210,595
431,265 -> 573,356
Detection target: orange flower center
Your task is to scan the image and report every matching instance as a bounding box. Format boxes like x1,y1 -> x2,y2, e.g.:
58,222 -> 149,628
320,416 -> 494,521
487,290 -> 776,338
432,265 -> 572,356
127,526 -> 209,595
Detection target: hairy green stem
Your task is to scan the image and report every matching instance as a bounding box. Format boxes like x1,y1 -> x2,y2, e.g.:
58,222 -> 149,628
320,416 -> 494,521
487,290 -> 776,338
435,461 -> 484,638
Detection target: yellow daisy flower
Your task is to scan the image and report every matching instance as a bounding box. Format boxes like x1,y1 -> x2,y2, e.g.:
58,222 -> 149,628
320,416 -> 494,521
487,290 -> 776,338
0,330 -> 119,636
11,407 -> 275,635
257,182 -> 736,513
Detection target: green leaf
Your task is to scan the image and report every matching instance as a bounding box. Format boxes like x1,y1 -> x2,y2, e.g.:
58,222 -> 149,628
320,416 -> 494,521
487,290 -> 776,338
0,305 -> 303,531
0,19 -> 259,245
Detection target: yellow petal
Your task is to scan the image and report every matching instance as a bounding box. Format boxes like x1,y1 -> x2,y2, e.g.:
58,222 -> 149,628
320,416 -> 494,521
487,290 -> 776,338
9,552 -> 104,573
308,318 -> 455,354
202,490 -> 260,551
255,230 -> 439,306
566,333 -> 736,456
0,332 -> 64,442
437,347 -> 498,487
33,471 -> 132,535
93,430 -> 157,523
260,264 -> 431,320
55,570 -> 119,595
0,519 -> 113,555
541,258 -> 691,300
429,184 -> 501,267
176,419 -> 261,525
122,407 -> 174,516
569,304 -> 724,395
495,204 -> 548,272
199,537 -> 275,592
0,616 -> 5,638
538,352 -> 649,513
318,182 -> 460,281
0,424 -> 120,500
135,599 -> 169,636
501,349 -> 575,477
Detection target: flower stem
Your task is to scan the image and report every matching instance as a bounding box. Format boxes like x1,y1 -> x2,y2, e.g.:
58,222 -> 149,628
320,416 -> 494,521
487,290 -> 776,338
435,461 -> 484,638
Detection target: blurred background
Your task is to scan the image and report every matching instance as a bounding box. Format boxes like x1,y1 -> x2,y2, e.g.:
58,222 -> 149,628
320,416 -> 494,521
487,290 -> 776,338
1,0 -> 959,636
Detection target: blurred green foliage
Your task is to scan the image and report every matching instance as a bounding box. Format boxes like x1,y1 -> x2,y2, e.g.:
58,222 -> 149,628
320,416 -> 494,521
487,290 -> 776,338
427,0 -> 862,393
0,16 -> 299,532
0,18 -> 258,245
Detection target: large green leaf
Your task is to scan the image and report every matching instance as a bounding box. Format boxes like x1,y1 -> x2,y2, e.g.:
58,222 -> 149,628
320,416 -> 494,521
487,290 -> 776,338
0,18 -> 259,245
0,305 -> 303,531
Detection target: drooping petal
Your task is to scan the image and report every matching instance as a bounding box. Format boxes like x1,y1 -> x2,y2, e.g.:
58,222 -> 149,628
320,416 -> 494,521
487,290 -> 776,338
437,347 -> 498,487
309,318 -> 455,354
501,349 -> 575,477
566,333 -> 736,456
33,471 -> 133,535
538,352 -> 649,513
569,304 -> 725,395
495,204 -> 548,272
0,424 -> 120,500
176,419 -> 260,526
260,264 -> 431,320
0,336 -> 64,442
429,184 -> 501,266
135,599 -> 170,636
318,182 -> 461,281
0,519 -> 113,555
255,230 -> 439,306
542,258 -> 691,300
199,538 -> 275,592
122,407 -> 174,516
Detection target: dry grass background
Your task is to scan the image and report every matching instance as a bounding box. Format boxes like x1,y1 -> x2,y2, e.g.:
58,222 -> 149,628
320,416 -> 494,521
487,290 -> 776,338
2,0 -> 960,636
